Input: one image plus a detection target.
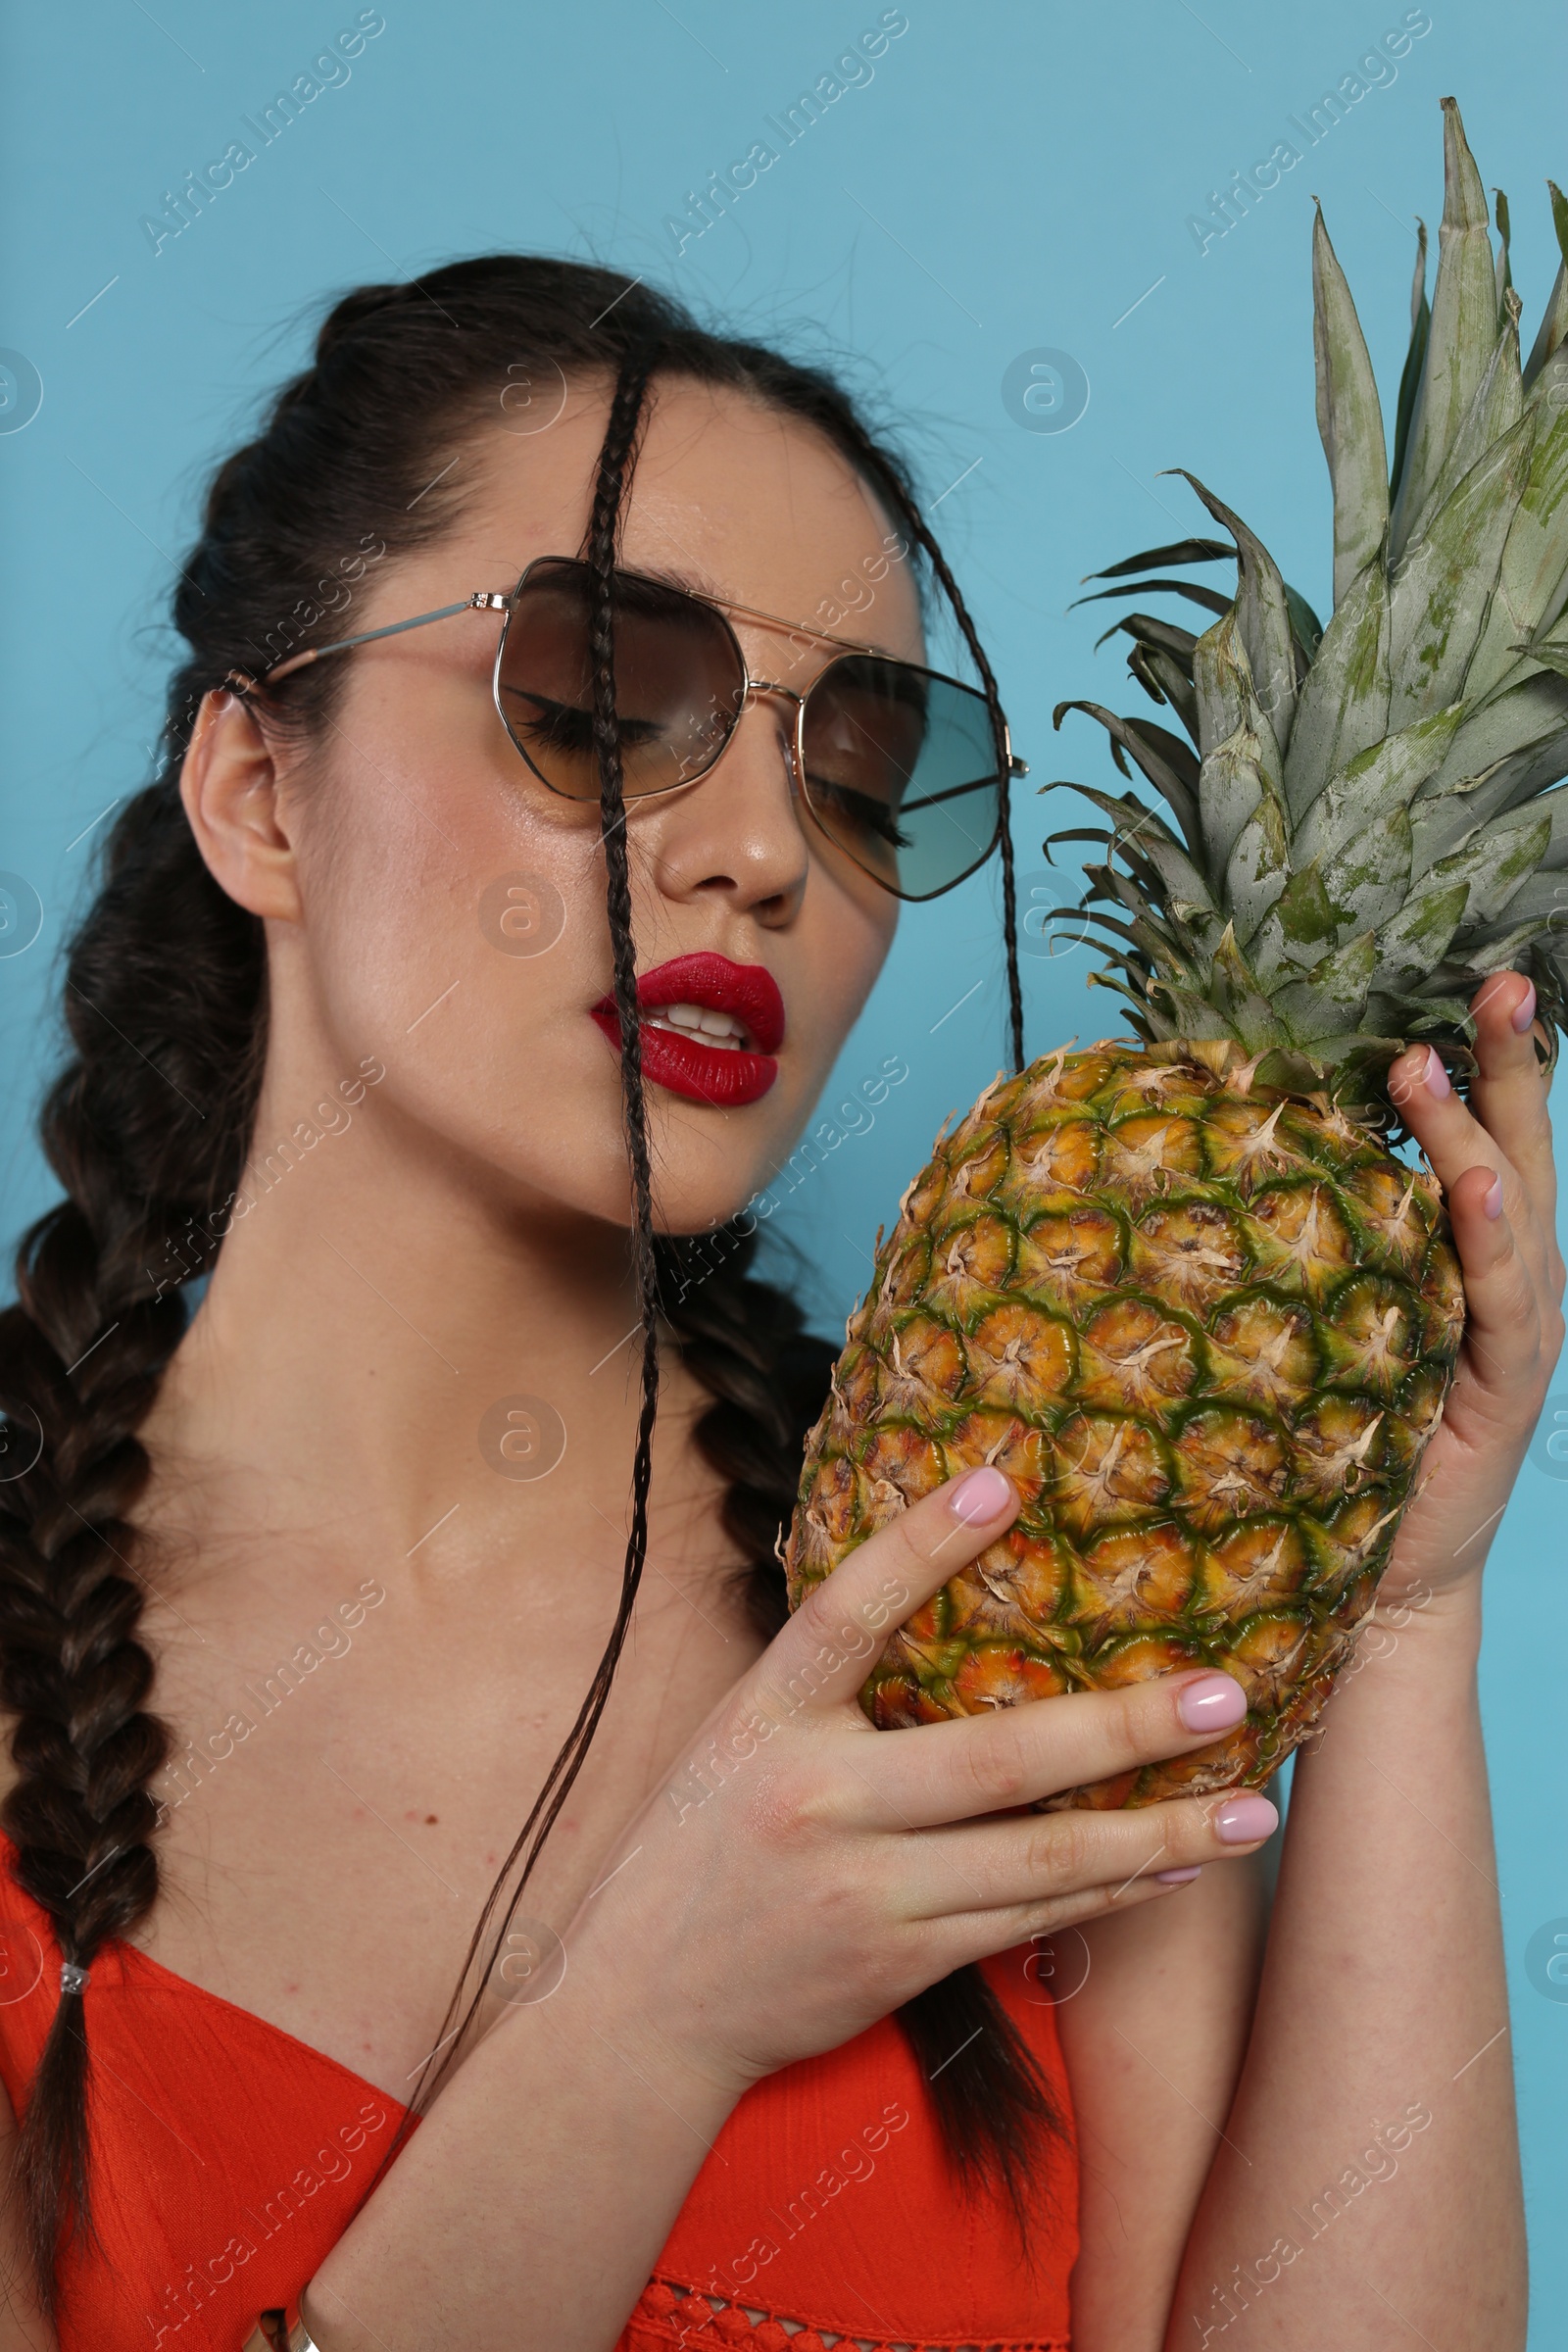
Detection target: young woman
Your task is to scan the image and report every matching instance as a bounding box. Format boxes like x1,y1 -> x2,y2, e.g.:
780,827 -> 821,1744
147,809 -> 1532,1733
0,260 -> 1552,2352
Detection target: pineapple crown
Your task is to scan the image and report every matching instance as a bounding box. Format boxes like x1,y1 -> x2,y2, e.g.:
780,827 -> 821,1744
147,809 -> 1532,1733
1050,97 -> 1568,1103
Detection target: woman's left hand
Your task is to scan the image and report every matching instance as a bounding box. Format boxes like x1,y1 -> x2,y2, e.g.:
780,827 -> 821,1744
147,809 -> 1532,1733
1376,970 -> 1565,1612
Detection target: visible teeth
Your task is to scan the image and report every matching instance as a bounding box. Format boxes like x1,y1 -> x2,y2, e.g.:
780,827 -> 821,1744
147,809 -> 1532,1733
646,1002 -> 752,1051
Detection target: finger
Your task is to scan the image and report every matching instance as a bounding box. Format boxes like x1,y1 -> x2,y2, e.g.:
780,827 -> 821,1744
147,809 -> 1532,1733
1386,1043 -> 1544,1266
842,1665 -> 1254,1830
906,1862 -> 1175,1976
1443,1161 -> 1548,1402
757,1464 -> 1020,1714
1387,1042 -> 1503,1187
1464,973 -> 1559,1240
918,1844 -> 1217,1966
905,1788 -> 1278,1921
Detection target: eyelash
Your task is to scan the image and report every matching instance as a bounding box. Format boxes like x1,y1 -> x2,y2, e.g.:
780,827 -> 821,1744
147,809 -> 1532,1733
504,691 -> 664,753
504,690 -> 910,851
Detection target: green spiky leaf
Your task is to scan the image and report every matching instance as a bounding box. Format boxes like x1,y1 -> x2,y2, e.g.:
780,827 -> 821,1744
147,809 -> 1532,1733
1222,774 -> 1291,945
1053,700 -> 1201,851
1273,929 -> 1378,1033
1313,204 -> 1390,606
1462,353 -> 1568,699
1282,555 -> 1392,816
1390,220 -> 1431,503
1427,806 -> 1552,923
1043,100 -> 1568,1105
1173,471 -> 1299,758
1294,704 -> 1463,869
1386,411 -> 1535,727
1390,99 -> 1498,563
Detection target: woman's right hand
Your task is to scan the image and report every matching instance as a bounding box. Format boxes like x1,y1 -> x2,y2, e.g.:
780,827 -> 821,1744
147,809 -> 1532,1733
564,1462 -> 1278,2097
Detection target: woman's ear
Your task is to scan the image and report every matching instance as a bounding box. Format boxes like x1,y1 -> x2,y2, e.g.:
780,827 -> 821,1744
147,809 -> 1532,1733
179,689 -> 305,922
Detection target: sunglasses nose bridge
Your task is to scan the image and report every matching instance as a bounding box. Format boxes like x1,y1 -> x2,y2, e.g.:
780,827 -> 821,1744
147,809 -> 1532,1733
733,677 -> 808,775
740,677 -> 804,711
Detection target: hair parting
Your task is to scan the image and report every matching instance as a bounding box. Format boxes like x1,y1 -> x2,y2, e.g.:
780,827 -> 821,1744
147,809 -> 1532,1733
0,259 -> 1046,2319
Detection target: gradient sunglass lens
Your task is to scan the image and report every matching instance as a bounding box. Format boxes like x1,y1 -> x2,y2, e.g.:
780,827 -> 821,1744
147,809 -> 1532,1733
496,562 -> 744,798
495,563 -> 1004,898
800,656 -> 1003,900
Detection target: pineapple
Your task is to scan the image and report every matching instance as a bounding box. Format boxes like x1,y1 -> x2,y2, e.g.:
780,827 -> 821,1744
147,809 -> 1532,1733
783,100 -> 1568,1807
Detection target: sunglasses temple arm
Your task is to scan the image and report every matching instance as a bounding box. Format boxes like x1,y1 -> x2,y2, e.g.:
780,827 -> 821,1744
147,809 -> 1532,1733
249,592 -> 512,687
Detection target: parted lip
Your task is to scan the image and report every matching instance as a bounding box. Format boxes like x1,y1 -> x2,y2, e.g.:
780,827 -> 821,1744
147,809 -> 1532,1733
593,953 -> 786,1054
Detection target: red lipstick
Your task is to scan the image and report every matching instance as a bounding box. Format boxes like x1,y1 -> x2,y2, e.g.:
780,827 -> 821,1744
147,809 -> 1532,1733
591,953 -> 785,1107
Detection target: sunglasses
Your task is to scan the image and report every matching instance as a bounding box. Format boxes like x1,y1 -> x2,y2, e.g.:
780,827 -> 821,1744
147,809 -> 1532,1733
248,557 -> 1025,902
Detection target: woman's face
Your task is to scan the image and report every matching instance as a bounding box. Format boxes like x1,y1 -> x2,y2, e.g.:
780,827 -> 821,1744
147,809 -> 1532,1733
238,378 -> 921,1237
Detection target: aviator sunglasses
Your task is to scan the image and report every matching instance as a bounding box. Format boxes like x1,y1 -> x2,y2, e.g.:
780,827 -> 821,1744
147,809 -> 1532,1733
246,556 -> 1027,903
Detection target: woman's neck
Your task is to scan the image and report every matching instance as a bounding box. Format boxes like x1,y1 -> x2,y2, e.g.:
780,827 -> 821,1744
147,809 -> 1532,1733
136,1047 -> 716,1589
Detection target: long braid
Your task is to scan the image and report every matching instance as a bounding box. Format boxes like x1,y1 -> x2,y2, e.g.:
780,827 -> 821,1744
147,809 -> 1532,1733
656,1230 -> 834,1642
0,788 -> 265,2309
660,1224 -> 1066,2228
583,352 -> 664,1681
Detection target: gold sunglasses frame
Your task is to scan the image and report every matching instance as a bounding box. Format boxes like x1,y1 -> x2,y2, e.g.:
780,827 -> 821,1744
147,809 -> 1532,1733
234,557 -> 1026,903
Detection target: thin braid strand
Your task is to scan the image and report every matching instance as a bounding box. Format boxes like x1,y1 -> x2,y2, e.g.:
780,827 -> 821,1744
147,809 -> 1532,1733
381,348 -> 666,2139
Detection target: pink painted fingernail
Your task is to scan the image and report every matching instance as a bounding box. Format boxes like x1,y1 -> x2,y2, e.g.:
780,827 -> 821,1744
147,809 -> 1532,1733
1485,1173 -> 1504,1220
1155,1865 -> 1202,1886
948,1465 -> 1013,1524
1424,1047 -> 1451,1099
1213,1794 -> 1279,1844
1511,980 -> 1538,1034
1177,1673 -> 1249,1733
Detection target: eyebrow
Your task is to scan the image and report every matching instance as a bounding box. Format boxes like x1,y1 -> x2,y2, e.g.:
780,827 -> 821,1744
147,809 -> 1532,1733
635,562 -> 910,663
624,509 -> 912,658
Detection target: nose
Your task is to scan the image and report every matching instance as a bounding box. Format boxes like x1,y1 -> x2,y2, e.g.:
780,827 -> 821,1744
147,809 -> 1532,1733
637,688 -> 811,925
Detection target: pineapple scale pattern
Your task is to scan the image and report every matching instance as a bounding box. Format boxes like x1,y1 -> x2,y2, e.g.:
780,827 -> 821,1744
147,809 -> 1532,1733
783,1046 -> 1463,1809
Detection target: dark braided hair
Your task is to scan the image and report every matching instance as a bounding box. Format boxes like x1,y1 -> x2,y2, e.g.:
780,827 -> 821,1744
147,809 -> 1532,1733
0,258 -> 1043,2316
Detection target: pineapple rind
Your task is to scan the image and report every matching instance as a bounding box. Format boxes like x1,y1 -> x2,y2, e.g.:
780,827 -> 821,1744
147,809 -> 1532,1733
783,1045 -> 1461,1811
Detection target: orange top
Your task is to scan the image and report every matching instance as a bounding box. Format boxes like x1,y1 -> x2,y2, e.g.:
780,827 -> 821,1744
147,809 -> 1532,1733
0,1836 -> 1078,2350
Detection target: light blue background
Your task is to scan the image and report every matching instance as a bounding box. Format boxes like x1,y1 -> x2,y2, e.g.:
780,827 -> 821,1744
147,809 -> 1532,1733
2,0 -> 1565,2331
